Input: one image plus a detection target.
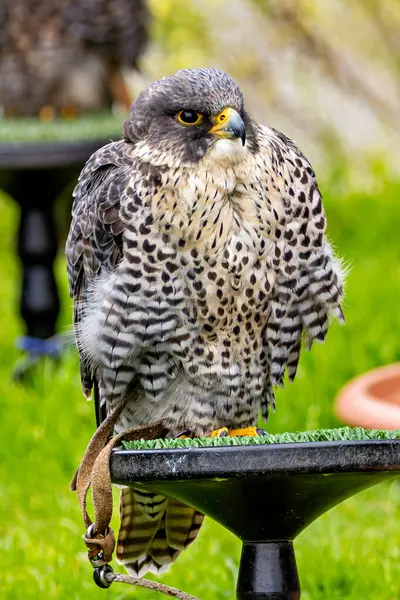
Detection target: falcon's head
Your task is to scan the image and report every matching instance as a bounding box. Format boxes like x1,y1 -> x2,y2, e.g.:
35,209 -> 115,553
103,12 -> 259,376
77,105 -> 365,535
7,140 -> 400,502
123,68 -> 256,165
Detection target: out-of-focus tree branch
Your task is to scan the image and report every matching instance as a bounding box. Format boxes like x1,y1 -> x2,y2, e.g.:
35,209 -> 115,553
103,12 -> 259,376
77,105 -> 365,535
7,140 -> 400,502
249,0 -> 400,132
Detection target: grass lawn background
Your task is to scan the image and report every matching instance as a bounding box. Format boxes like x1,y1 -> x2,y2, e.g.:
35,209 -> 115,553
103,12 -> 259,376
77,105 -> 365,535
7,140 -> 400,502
0,156 -> 399,599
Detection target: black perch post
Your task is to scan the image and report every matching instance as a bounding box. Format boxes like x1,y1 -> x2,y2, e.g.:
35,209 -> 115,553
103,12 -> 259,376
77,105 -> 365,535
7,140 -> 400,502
0,140 -> 112,375
237,542 -> 300,599
110,440 -> 400,599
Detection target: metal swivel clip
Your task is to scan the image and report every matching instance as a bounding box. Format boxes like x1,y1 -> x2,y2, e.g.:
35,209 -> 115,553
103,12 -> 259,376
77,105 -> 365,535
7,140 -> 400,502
85,523 -> 114,588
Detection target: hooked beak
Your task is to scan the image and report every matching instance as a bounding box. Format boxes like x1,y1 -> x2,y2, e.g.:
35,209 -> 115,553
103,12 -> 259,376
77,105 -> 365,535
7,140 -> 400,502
209,107 -> 246,146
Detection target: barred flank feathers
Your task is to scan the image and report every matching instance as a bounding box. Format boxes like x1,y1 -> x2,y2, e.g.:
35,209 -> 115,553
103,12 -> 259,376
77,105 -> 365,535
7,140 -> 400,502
262,244 -> 344,419
117,488 -> 204,577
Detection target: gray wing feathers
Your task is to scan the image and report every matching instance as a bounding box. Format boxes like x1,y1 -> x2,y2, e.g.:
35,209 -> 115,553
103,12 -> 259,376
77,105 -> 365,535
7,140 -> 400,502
66,140 -> 129,298
65,140 -> 130,396
260,128 -> 344,417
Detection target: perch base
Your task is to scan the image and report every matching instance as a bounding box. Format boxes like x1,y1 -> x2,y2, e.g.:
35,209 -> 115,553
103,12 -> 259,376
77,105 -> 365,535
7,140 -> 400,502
111,440 -> 400,599
237,542 -> 300,600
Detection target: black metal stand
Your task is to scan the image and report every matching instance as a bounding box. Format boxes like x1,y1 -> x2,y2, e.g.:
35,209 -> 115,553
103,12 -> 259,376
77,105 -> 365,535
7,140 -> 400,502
16,169 -> 63,339
111,440 -> 400,599
236,542 -> 300,600
0,139 -> 116,377
237,542 -> 300,600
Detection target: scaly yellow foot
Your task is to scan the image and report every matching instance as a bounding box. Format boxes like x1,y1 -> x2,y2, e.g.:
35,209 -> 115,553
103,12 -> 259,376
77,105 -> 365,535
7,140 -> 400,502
210,427 -> 268,438
210,427 -> 229,438
228,427 -> 268,437
174,427 -> 268,439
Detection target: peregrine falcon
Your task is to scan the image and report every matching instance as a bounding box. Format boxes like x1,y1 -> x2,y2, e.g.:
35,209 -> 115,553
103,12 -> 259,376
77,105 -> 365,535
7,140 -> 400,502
66,68 -> 344,576
0,0 -> 150,117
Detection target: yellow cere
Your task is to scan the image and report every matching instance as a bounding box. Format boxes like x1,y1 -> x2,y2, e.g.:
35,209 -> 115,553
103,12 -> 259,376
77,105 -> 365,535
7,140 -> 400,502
209,107 -> 237,134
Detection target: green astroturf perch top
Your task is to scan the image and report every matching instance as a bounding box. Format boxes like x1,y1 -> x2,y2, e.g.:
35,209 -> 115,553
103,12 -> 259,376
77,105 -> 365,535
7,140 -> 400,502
0,113 -> 123,143
123,427 -> 400,450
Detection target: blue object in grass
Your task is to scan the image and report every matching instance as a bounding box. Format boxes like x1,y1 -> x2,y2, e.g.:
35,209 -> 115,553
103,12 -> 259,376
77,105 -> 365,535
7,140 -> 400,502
16,334 -> 66,358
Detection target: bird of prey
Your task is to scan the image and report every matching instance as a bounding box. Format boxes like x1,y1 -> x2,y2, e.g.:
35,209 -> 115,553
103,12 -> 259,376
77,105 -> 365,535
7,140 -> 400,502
0,0 -> 150,117
66,68 -> 344,576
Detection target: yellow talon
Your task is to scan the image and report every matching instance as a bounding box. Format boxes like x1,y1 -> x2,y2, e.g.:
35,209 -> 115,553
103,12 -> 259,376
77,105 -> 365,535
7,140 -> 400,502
210,427 -> 267,438
210,427 -> 229,438
228,427 -> 262,437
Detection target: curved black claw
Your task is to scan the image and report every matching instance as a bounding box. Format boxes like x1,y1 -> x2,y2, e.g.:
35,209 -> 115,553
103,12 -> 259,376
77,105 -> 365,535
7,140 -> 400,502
256,428 -> 269,436
218,429 -> 229,437
173,429 -> 193,439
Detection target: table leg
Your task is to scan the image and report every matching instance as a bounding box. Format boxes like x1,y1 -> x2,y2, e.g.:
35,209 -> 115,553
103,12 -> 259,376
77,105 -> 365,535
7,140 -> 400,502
17,199 -> 60,339
236,542 -> 301,600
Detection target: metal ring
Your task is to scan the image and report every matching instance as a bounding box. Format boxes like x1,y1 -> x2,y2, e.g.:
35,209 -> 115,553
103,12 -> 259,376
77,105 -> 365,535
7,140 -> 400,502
89,551 -> 106,568
93,564 -> 114,589
85,523 -> 96,539
86,523 -> 109,539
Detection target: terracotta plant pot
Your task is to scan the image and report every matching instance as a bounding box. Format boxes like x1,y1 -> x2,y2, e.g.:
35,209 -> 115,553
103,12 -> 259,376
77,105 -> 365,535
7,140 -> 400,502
334,363 -> 400,429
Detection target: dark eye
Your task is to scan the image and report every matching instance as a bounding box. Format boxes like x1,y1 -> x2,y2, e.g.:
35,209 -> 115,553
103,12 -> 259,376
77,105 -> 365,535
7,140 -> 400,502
176,110 -> 203,126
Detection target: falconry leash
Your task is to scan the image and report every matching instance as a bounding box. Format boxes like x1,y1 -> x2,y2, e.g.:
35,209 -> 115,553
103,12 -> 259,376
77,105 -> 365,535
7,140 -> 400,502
71,400 -> 198,600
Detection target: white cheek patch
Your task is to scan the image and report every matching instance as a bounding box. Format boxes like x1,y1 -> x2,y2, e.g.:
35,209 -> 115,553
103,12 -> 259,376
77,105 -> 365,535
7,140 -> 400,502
207,138 -> 246,165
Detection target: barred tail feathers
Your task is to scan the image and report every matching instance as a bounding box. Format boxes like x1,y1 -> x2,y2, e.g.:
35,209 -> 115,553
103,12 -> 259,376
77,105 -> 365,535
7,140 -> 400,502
117,488 -> 204,577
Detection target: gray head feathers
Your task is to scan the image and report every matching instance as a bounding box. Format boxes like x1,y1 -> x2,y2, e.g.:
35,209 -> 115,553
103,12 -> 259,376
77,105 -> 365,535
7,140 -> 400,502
122,68 -> 253,164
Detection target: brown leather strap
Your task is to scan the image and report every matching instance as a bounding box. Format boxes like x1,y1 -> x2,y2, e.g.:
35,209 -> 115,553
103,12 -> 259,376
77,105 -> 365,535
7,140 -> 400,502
72,396 -> 130,529
72,408 -> 198,598
90,421 -> 167,535
72,396 -> 167,559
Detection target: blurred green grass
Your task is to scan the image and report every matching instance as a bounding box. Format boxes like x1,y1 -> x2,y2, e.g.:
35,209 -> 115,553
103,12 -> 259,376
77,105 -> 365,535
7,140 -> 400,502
0,159 -> 400,600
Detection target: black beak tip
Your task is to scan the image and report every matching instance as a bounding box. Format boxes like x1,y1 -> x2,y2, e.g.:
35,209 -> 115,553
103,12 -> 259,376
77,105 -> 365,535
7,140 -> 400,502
230,125 -> 246,146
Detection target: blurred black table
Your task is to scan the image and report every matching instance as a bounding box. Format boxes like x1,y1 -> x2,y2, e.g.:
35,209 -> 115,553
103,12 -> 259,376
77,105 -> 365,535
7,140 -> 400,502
111,440 -> 400,599
0,140 -> 112,373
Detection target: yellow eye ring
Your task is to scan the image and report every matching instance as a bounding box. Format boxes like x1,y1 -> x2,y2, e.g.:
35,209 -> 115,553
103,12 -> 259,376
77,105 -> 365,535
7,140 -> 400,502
176,110 -> 203,126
